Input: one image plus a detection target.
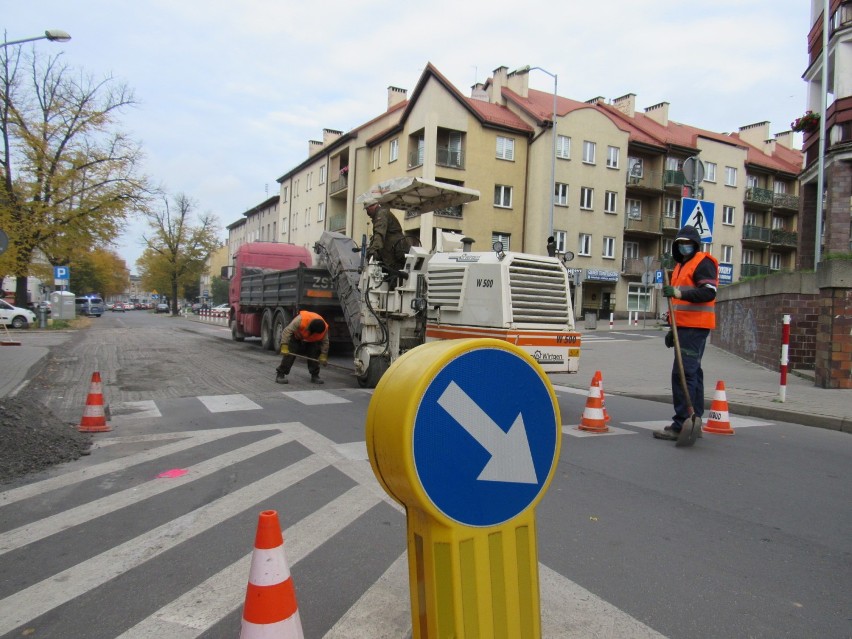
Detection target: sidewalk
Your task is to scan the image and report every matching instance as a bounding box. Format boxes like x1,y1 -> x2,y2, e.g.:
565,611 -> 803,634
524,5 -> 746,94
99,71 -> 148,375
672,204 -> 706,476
551,321 -> 851,432
2,324 -> 850,432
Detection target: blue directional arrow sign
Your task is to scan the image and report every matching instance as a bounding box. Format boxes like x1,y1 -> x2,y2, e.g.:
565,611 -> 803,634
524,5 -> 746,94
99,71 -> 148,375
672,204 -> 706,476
680,197 -> 715,242
413,347 -> 559,527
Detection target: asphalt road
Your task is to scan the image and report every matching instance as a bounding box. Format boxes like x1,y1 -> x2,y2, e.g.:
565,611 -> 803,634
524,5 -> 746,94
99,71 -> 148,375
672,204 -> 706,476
1,310 -> 849,638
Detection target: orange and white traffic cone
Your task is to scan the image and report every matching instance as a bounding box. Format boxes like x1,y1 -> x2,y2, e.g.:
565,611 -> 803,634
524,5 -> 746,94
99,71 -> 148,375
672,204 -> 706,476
704,380 -> 734,435
578,376 -> 609,433
596,371 -> 612,424
78,372 -> 111,433
240,510 -> 304,639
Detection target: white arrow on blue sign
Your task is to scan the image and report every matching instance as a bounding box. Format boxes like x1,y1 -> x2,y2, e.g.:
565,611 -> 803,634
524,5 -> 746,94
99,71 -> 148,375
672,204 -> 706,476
413,347 -> 558,527
680,197 -> 715,242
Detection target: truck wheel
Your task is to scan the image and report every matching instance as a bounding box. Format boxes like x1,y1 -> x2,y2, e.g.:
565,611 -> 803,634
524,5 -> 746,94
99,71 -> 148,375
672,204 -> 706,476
230,319 -> 245,342
272,309 -> 291,352
357,356 -> 388,389
260,310 -> 274,350
11,315 -> 28,329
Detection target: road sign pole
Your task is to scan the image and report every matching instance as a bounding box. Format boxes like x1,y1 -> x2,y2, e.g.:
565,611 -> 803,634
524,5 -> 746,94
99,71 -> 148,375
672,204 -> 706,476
367,339 -> 561,639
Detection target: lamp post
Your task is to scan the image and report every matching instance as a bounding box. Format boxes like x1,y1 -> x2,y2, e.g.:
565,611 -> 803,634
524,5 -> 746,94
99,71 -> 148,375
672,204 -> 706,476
2,30 -> 72,49
515,65 -> 558,240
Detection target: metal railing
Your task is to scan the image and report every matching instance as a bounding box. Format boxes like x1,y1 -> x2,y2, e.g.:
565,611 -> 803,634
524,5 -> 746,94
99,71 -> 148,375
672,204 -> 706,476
624,209 -> 662,234
742,225 -> 771,242
663,170 -> 686,188
408,149 -> 424,169
625,170 -> 663,190
741,264 -> 771,278
436,147 -> 464,169
329,176 -> 347,194
773,193 -> 799,210
770,229 -> 798,247
745,187 -> 773,206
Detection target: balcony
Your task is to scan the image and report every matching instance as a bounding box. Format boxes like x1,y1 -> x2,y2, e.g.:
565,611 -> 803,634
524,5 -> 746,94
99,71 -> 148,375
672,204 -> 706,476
663,170 -> 686,190
741,263 -> 771,278
329,175 -> 348,196
621,257 -> 647,276
327,213 -> 346,232
408,149 -> 424,169
661,214 -> 680,231
406,204 -> 464,220
436,146 -> 464,169
742,225 -> 771,243
744,187 -> 773,208
624,210 -> 662,236
773,193 -> 799,211
626,170 -> 663,192
770,229 -> 798,249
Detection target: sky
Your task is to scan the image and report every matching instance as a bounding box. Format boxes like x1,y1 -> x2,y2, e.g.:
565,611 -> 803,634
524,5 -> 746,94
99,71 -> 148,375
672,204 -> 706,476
4,0 -> 812,274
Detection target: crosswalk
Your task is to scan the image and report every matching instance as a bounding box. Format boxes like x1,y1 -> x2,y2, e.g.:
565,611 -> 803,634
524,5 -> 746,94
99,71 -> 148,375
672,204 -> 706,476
1,386 -> 744,637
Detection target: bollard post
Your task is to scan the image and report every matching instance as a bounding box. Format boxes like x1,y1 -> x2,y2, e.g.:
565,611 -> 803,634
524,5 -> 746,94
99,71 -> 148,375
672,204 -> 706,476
779,314 -> 791,402
609,312 -> 614,330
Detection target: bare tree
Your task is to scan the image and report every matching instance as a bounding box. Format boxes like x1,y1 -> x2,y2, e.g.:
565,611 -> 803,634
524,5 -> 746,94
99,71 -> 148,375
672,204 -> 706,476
0,44 -> 148,306
138,193 -> 221,313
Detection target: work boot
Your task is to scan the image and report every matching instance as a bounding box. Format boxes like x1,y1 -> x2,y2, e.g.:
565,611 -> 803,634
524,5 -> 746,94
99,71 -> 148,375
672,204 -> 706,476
276,374 -> 288,384
652,425 -> 680,441
310,375 -> 324,385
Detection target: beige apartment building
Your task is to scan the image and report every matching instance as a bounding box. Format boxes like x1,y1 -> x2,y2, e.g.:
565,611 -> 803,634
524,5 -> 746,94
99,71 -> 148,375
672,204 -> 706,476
227,62 -> 802,320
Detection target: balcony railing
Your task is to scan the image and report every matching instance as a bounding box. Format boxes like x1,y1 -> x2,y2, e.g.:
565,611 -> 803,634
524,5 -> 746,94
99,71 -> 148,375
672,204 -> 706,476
742,225 -> 771,242
745,187 -> 773,207
408,149 -> 424,169
770,229 -> 798,247
626,170 -> 663,191
741,264 -> 771,278
406,204 -> 463,219
436,147 -> 464,169
624,210 -> 662,235
663,170 -> 686,188
621,257 -> 648,276
773,193 -> 799,211
329,176 -> 347,195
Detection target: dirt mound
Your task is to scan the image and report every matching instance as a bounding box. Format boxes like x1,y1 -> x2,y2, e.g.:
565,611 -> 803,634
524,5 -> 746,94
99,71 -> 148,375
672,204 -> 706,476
0,394 -> 92,486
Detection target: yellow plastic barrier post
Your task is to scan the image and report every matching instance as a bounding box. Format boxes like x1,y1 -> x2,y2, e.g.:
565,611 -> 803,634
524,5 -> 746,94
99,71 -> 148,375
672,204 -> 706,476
366,338 -> 561,638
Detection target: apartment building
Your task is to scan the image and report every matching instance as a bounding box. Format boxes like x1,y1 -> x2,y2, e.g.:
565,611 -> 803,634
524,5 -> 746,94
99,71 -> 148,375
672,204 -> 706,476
798,0 -> 852,265
228,62 -> 802,320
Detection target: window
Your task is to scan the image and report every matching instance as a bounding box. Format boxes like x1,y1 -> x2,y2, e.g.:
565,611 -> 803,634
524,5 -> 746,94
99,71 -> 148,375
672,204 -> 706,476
294,179 -> 299,197
494,184 -> 513,208
773,181 -> 787,194
307,173 -> 313,191
410,135 -> 425,167
628,283 -> 652,312
602,236 -> 615,259
371,147 -> 382,170
282,186 -> 289,203
723,206 -> 735,225
705,162 -> 717,182
305,207 -> 310,226
492,232 -> 511,251
554,230 -> 567,252
578,233 -> 592,256
626,198 -> 642,219
725,166 -> 737,186
555,182 -> 569,206
772,216 -> 785,230
666,157 -> 681,171
580,187 -> 594,210
742,249 -> 754,264
747,175 -> 758,189
317,202 -> 325,222
496,136 -> 515,160
556,135 -> 571,159
628,157 -> 644,178
604,191 -> 617,214
745,211 -> 757,226
770,252 -> 781,270
319,166 -> 326,185
582,141 -> 596,164
606,146 -> 620,169
663,238 -> 673,256
721,245 -> 733,263
293,212 -> 298,228
389,138 -> 399,162
282,217 -> 289,235
623,241 -> 639,259
664,197 -> 680,218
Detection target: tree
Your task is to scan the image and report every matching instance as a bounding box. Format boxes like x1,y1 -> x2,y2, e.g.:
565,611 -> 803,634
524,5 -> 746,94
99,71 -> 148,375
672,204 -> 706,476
210,275 -> 228,305
0,44 -> 148,307
138,193 -> 221,313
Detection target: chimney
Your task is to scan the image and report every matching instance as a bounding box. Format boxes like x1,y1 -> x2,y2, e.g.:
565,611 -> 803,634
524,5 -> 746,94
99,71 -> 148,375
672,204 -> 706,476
644,101 -> 669,126
585,96 -> 606,105
308,140 -> 323,157
738,121 -> 771,148
470,82 -> 489,102
387,86 -> 407,110
774,130 -> 794,150
613,93 -> 636,118
323,128 -> 343,146
488,66 -> 510,101
508,66 -> 530,98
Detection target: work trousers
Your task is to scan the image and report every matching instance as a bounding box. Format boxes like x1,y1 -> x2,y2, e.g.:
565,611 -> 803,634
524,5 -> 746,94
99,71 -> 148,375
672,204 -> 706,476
276,338 -> 322,377
671,327 -> 710,428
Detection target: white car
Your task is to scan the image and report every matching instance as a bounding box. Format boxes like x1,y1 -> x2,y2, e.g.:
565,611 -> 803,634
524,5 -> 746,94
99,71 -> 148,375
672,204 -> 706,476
210,303 -> 229,317
0,300 -> 37,329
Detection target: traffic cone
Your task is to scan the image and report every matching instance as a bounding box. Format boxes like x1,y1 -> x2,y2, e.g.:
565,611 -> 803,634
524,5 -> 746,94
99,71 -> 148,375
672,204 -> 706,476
78,372 -> 111,433
240,510 -> 304,639
578,375 -> 609,433
596,371 -> 612,423
704,380 -> 734,435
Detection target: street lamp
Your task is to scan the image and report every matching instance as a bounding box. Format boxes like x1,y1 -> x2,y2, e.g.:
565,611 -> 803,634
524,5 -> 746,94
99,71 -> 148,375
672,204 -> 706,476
515,65 -> 558,239
2,30 -> 72,49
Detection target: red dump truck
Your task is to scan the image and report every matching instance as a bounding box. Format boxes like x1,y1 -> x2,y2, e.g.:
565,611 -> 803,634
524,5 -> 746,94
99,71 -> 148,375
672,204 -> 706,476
221,242 -> 348,351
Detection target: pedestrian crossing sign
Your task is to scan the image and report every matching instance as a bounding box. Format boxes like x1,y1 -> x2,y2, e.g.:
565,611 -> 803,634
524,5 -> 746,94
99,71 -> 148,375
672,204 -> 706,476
680,198 -> 715,242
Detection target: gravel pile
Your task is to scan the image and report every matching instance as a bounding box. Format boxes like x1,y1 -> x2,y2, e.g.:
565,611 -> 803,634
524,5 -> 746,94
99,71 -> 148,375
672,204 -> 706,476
0,394 -> 92,486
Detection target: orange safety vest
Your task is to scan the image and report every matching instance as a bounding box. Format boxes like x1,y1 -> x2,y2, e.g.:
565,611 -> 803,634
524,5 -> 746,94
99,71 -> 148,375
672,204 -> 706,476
295,310 -> 328,342
671,253 -> 719,330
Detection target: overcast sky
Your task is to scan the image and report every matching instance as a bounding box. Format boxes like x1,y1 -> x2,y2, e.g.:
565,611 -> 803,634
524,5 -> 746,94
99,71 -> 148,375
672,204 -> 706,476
5,0 -> 811,274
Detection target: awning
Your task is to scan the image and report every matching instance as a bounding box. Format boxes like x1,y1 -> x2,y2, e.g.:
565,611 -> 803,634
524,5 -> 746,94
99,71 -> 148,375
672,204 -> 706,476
355,177 -> 480,214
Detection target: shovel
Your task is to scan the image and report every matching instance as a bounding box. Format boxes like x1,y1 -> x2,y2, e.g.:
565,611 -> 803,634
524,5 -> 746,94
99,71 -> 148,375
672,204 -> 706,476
285,351 -> 356,373
663,268 -> 702,447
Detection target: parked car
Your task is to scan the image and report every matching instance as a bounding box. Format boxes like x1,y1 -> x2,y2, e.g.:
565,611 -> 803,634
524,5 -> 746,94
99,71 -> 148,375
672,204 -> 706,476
110,302 -> 125,312
155,303 -> 170,314
0,300 -> 37,329
75,296 -> 105,317
210,303 -> 229,317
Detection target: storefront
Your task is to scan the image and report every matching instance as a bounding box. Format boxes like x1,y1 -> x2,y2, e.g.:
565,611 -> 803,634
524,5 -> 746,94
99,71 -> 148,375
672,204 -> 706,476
578,268 -> 619,319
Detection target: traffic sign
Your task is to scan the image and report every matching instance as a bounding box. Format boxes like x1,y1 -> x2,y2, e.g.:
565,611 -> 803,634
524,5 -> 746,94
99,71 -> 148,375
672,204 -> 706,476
641,271 -> 653,287
655,270 -> 664,284
54,266 -> 70,283
680,197 -> 715,242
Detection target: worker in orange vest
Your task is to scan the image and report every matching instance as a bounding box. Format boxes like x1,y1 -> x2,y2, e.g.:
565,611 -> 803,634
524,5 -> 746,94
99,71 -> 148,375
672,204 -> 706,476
654,225 -> 719,443
276,310 -> 329,385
